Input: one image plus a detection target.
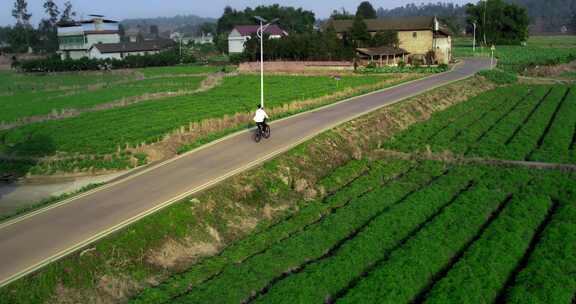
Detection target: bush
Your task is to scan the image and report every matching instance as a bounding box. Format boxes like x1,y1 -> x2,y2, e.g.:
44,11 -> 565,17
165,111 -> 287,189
477,69 -> 518,84
17,50 -> 196,73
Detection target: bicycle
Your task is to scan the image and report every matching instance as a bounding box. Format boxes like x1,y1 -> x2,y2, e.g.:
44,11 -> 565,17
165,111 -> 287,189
254,122 -> 271,143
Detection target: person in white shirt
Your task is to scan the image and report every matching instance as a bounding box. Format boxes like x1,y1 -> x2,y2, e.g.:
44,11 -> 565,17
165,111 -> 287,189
253,104 -> 269,133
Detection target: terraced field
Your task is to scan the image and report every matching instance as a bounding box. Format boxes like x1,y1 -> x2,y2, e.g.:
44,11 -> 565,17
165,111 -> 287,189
130,159 -> 575,304
385,84 -> 576,164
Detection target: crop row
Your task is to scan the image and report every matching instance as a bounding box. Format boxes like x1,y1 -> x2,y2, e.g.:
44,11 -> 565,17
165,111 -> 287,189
504,199 -> 576,304
0,77 -> 206,123
0,75 -> 388,157
130,159 -> 413,304
386,89 -> 503,151
252,166 -> 484,303
529,88 -> 576,163
337,168 -> 531,303
385,85 -> 576,164
423,192 -> 553,304
471,86 -> 563,159
384,86 -> 528,152
169,162 -> 447,303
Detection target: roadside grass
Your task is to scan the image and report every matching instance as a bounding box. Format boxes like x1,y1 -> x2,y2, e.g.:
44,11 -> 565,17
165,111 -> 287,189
0,76 -> 494,304
136,65 -> 232,77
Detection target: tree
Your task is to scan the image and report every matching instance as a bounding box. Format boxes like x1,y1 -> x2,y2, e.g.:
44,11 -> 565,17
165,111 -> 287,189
349,15 -> 371,47
150,25 -> 159,38
466,0 -> 529,45
59,1 -> 76,23
43,0 -> 60,26
330,8 -> 354,20
371,30 -> 398,47
356,1 -> 377,19
12,0 -> 32,26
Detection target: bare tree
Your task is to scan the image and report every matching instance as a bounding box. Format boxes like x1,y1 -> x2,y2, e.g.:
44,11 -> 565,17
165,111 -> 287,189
60,1 -> 77,23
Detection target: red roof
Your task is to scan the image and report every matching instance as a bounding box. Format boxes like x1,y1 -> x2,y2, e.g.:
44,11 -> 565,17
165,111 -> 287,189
233,25 -> 287,36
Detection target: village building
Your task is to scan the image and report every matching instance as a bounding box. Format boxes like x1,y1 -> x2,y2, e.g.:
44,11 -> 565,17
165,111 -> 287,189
326,16 -> 453,65
228,25 -> 288,54
87,39 -> 175,60
57,16 -> 121,60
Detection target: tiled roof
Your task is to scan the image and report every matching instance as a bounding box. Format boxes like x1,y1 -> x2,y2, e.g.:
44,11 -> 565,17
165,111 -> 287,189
326,16 -> 449,34
233,25 -> 287,36
91,40 -> 175,54
357,46 -> 410,56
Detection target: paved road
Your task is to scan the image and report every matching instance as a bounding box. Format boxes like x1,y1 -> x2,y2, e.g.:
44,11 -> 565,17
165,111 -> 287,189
0,58 -> 490,287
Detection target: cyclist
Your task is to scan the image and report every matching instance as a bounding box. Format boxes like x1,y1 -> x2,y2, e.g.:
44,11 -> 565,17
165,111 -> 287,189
253,104 -> 269,133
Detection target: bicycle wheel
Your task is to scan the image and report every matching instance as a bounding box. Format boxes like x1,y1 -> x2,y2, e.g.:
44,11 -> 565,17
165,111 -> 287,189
253,129 -> 262,143
263,125 -> 271,139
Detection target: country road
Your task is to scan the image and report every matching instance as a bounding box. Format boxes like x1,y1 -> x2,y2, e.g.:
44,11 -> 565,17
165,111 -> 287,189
0,58 -> 491,287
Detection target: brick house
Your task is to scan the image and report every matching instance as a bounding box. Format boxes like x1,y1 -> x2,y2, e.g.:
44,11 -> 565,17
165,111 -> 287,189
326,16 -> 452,64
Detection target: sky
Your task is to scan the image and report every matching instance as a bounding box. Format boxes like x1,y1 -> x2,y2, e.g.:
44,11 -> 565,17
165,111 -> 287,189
0,0 -> 473,26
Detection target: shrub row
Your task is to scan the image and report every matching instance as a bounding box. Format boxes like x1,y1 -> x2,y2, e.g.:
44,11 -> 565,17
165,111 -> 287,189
359,64 -> 449,74
253,166 -> 483,303
171,162 -> 446,303
338,168 -> 531,303
424,192 -> 552,304
130,160 -> 413,304
16,50 -> 196,73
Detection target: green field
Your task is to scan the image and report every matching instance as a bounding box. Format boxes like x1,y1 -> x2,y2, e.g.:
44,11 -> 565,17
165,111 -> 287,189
2,75 -> 575,304
129,160 -> 575,304
0,71 -> 409,176
454,36 -> 576,73
0,76 -> 205,123
127,83 -> 576,304
385,84 -> 576,164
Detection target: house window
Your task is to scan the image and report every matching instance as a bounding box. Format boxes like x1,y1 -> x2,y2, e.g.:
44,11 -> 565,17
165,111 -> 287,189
413,32 -> 417,39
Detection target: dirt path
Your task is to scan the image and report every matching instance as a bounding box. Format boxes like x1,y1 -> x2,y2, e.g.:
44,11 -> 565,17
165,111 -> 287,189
376,150 -> 576,172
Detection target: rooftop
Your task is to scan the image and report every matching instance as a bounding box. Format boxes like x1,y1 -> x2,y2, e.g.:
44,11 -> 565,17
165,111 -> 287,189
232,25 -> 288,36
326,16 -> 451,35
90,40 -> 175,54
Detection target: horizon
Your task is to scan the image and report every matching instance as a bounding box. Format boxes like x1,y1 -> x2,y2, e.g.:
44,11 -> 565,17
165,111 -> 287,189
1,0 -> 473,27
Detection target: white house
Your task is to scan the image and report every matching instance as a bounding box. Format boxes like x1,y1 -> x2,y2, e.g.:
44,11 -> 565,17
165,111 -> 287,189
228,25 -> 288,54
88,40 -> 175,60
57,16 -> 120,60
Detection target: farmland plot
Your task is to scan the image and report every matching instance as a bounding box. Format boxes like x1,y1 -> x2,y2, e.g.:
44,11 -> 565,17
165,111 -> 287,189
0,75 -> 392,156
131,160 -> 576,304
385,84 -> 576,164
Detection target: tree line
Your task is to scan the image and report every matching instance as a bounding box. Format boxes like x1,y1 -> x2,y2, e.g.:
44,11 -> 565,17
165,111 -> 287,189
2,0 -> 76,53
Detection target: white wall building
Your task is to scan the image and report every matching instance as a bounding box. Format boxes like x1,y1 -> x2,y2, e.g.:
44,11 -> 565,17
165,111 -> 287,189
228,25 -> 288,54
88,40 -> 175,60
57,16 -> 120,60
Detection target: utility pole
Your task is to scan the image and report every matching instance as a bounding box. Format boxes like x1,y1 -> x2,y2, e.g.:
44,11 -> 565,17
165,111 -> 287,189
254,16 -> 278,109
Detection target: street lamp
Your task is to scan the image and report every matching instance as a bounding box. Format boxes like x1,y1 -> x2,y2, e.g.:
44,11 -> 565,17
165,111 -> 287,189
472,21 -> 476,53
254,16 -> 278,109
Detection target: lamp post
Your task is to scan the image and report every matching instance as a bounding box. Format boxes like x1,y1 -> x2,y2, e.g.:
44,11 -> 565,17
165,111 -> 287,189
254,16 -> 278,109
472,22 -> 476,53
